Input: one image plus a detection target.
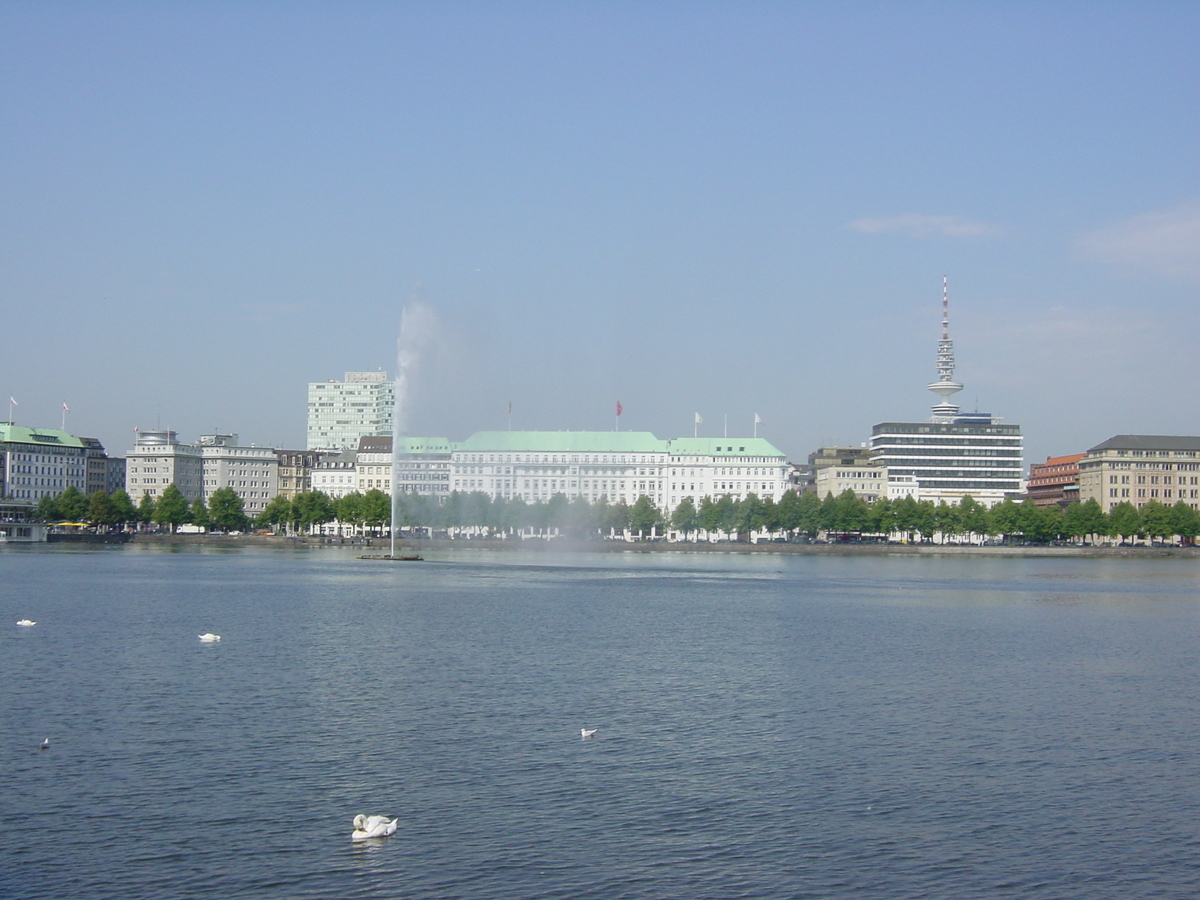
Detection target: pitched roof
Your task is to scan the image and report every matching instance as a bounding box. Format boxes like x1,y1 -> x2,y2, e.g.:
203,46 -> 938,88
666,437 -> 786,458
1087,434 -> 1200,453
0,424 -> 86,448
456,431 -> 668,453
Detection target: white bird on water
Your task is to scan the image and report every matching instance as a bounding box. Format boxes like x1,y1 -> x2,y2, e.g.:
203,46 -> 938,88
198,633 -> 221,642
581,728 -> 597,739
351,814 -> 398,841
40,738 -> 50,750
17,619 -> 36,627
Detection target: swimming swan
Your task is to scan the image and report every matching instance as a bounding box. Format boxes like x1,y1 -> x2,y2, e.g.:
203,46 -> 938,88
17,619 -> 36,627
581,728 -> 597,739
351,814 -> 398,841
198,633 -> 221,642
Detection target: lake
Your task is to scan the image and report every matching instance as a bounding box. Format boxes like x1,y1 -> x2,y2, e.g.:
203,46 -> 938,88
3,543 -> 1199,899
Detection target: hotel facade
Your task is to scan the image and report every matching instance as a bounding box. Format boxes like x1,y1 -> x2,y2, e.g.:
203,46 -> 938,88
326,430 -> 790,512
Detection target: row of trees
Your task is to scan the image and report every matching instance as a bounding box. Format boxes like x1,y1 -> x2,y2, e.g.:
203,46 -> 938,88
36,484 -> 251,533
32,483 -> 1200,544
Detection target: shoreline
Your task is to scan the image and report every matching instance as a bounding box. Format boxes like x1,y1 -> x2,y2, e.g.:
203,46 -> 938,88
121,533 -> 1198,558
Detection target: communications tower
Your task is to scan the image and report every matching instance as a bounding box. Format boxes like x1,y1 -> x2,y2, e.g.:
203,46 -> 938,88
927,275 -> 964,422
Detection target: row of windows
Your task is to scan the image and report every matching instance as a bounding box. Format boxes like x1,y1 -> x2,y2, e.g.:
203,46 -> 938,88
1109,474 -> 1199,485
1109,488 -> 1200,500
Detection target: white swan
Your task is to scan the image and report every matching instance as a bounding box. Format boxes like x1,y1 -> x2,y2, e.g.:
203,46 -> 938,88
17,619 -> 36,627
351,814 -> 398,841
198,633 -> 221,642
581,728 -> 597,739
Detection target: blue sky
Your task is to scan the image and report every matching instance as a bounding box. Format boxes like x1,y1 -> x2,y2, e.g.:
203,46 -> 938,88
2,2 -> 1197,467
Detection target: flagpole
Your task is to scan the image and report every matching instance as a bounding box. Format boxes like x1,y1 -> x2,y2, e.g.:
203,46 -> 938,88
62,404 -> 67,431
723,413 -> 727,438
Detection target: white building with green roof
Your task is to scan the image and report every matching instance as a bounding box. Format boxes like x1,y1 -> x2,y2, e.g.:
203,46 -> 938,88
370,430 -> 790,511
0,424 -> 91,503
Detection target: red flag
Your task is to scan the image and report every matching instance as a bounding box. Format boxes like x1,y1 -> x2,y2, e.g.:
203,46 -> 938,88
616,401 -> 623,416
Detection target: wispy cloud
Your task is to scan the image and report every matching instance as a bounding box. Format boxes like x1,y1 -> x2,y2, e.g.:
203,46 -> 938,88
848,214 -> 1002,239
1074,200 -> 1200,282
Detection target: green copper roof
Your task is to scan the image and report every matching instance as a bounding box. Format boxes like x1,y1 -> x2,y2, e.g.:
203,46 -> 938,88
455,431 -> 669,453
666,437 -> 786,458
448,430 -> 785,458
394,436 -> 454,454
0,424 -> 87,449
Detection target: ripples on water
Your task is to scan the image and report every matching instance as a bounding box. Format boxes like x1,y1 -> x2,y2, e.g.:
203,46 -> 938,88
3,546 -> 1200,899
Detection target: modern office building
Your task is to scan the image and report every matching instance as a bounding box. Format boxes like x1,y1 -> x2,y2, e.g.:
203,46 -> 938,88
868,278 -> 1023,506
0,424 -> 95,503
306,371 -> 395,451
1077,435 -> 1200,512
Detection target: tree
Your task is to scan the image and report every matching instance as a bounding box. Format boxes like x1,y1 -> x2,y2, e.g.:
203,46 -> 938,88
671,497 -> 699,539
57,485 -> 89,522
697,496 -> 721,536
1169,501 -> 1200,544
869,497 -> 896,540
137,493 -> 156,526
629,495 -> 663,537
292,490 -> 335,534
110,489 -> 138,527
153,484 -> 190,532
257,495 -> 294,532
1107,501 -> 1142,544
362,489 -> 391,533
1064,498 -> 1107,544
892,495 -> 922,542
87,490 -> 119,528
736,493 -> 770,537
207,486 -> 248,533
1139,500 -> 1174,543
35,494 -> 61,522
957,497 -> 990,543
990,497 -> 1022,543
189,497 -> 211,530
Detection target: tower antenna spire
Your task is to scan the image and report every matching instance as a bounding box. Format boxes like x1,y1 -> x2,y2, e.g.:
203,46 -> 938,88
927,275 -> 963,422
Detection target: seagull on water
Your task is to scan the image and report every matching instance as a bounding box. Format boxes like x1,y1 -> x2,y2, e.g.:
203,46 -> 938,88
40,738 -> 50,750
198,633 -> 221,642
581,728 -> 597,739
17,619 -> 36,627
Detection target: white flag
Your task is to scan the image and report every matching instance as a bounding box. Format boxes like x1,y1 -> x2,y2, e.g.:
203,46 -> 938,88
754,413 -> 763,425
8,396 -> 16,406
694,412 -> 703,425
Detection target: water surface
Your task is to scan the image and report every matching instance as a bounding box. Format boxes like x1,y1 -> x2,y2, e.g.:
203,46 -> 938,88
3,545 -> 1199,898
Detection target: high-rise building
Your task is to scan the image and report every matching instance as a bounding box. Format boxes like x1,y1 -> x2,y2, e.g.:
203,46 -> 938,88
306,371 -> 395,451
869,278 -> 1023,506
